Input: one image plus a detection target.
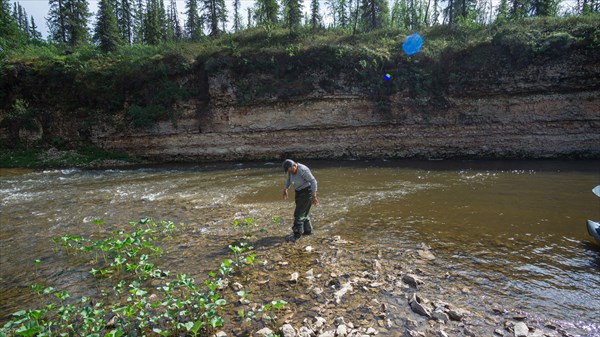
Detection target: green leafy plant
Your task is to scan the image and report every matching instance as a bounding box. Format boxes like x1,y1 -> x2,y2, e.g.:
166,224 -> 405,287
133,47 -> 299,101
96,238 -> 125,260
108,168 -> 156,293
1,216 -> 292,337
232,217 -> 258,237
228,242 -> 255,269
2,218 -> 226,337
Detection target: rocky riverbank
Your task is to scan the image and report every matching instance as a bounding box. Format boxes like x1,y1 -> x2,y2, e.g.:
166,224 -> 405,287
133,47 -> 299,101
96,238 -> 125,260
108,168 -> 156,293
215,234 -> 578,337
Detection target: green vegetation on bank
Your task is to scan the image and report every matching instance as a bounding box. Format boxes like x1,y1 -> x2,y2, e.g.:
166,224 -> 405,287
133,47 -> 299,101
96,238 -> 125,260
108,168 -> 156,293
0,217 -> 287,337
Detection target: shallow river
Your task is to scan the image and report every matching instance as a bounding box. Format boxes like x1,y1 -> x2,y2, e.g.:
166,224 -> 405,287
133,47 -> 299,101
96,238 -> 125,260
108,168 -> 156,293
1,160 -> 599,335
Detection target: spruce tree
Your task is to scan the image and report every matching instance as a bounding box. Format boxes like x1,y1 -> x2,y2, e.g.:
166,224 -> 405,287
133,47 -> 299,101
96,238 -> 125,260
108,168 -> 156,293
254,0 -> 278,26
351,0 -> 360,34
359,0 -> 389,31
48,0 -> 90,45
309,0 -> 321,30
94,0 -> 122,51
530,0 -> 558,16
325,0 -> 338,27
338,0 -> 349,27
232,0 -> 242,31
29,15 -> 42,40
143,0 -> 163,44
246,7 -> 253,27
185,0 -> 203,41
495,0 -> 509,22
325,0 -> 349,28
66,0 -> 91,46
48,0 -> 68,43
1,0 -> 25,50
158,0 -> 167,39
455,0 -> 477,22
15,3 -> 30,38
390,0 -> 406,29
579,0 -> 598,14
510,0 -> 528,19
117,0 -> 135,44
167,0 -> 182,41
431,0 -> 440,25
282,0 -> 303,34
133,0 -> 144,43
203,0 -> 227,36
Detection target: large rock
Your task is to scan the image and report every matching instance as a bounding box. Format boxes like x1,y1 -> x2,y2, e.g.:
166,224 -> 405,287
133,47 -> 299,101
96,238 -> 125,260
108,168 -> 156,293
514,322 -> 529,337
402,274 -> 424,288
409,293 -> 432,318
280,324 -> 297,337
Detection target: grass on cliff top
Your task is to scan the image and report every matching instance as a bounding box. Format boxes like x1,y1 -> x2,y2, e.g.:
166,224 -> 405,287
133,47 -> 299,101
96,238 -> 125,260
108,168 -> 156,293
220,15 -> 597,50
2,15 -> 598,71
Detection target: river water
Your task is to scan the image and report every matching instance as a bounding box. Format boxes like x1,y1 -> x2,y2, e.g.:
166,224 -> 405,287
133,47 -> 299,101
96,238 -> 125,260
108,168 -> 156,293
1,160 -> 599,335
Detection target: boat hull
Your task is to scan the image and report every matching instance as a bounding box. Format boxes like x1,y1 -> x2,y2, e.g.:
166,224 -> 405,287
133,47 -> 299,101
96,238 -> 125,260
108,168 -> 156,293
587,220 -> 600,245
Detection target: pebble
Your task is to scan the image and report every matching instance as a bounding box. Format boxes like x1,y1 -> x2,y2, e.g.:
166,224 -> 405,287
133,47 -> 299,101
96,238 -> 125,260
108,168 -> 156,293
256,327 -> 274,337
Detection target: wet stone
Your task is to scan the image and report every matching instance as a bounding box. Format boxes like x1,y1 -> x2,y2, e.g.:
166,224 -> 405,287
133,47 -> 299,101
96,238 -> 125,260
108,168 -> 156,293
279,323 -> 297,337
417,250 -> 436,260
409,293 -> 432,318
256,327 -> 274,336
365,327 -> 378,335
336,324 -> 349,337
402,274 -> 424,288
297,326 -> 313,337
432,310 -> 450,323
317,330 -> 335,337
514,322 -> 529,337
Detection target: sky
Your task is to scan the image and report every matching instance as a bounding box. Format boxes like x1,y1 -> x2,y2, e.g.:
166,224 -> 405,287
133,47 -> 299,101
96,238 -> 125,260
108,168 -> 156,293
16,0 -> 317,39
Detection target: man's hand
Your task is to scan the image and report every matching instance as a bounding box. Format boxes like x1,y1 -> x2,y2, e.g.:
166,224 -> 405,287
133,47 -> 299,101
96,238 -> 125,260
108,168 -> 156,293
283,189 -> 288,200
311,194 -> 319,206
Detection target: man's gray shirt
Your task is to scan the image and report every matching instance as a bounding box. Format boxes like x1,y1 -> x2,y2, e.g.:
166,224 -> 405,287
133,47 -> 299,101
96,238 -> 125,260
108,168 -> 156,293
285,163 -> 317,192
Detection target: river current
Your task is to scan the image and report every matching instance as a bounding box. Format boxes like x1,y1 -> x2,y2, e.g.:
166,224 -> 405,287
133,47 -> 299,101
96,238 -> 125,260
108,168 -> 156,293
1,160 -> 599,335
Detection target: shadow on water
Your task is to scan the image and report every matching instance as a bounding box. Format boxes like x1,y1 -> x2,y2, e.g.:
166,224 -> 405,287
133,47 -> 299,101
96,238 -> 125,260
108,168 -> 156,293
251,235 -> 289,249
581,241 -> 600,268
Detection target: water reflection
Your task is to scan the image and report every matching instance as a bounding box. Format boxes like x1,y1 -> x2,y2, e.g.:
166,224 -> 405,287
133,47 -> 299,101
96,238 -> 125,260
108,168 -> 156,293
1,160 -> 599,334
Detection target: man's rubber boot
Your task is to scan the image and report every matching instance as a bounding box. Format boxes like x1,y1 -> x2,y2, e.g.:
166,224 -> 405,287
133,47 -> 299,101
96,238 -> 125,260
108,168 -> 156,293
303,220 -> 313,235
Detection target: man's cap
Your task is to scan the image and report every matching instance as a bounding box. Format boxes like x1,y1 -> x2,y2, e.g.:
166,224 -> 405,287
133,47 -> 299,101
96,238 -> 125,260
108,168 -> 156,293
282,159 -> 295,172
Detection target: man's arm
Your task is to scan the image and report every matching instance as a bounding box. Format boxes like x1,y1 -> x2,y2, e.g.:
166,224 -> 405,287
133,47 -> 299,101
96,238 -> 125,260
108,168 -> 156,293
283,174 -> 291,200
311,191 -> 319,206
301,167 -> 318,205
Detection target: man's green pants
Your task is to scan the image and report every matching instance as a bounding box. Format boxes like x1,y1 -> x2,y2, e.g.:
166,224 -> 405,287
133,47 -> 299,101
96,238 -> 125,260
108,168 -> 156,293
293,187 -> 313,235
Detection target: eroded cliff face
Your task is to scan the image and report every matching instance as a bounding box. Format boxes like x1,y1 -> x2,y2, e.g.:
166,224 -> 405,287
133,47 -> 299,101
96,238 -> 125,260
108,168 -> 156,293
91,49 -> 600,162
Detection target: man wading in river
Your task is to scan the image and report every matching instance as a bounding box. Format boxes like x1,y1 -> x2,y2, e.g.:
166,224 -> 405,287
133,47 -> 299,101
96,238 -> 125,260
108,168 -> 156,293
282,159 -> 319,240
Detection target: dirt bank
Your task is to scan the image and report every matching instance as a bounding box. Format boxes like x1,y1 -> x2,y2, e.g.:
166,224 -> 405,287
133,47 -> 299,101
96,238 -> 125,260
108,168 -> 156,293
2,41 -> 599,162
